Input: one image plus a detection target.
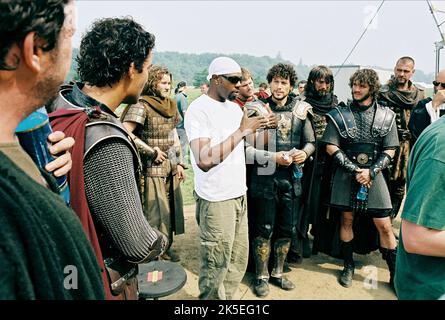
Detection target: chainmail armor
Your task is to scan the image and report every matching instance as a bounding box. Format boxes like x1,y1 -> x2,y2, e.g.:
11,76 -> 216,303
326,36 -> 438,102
351,105 -> 381,144
84,138 -> 167,263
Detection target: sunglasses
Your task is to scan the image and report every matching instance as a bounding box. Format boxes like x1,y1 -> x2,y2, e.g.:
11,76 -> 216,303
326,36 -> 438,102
433,81 -> 445,87
220,75 -> 242,84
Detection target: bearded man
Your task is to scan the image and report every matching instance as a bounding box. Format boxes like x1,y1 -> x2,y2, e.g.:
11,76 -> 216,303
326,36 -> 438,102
378,57 -> 424,217
122,65 -> 186,262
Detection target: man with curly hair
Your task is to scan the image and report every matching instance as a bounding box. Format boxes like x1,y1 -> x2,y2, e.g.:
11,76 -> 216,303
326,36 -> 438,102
0,0 -> 104,299
47,17 -> 167,300
248,63 -> 315,297
321,69 -> 399,289
122,65 -> 186,262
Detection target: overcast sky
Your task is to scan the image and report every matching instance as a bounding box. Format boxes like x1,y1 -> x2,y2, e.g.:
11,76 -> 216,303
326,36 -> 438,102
74,0 -> 445,74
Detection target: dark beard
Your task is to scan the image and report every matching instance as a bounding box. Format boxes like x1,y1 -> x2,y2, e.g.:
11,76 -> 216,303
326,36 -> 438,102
353,93 -> 371,104
316,89 -> 328,98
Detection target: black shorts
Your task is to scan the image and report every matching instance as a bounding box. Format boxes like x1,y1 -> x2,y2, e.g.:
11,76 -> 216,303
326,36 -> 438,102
330,205 -> 392,219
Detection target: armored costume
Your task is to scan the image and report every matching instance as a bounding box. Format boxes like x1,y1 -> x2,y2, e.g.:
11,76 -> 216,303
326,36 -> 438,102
122,95 -> 185,256
322,100 -> 398,213
48,83 -> 167,300
378,79 -> 424,217
247,94 -> 315,296
236,97 -> 272,274
293,92 -> 339,261
320,100 -> 399,286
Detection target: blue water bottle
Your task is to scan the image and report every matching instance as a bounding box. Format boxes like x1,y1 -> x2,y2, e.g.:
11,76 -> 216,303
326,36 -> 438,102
15,107 -> 70,205
356,185 -> 368,201
292,164 -> 303,180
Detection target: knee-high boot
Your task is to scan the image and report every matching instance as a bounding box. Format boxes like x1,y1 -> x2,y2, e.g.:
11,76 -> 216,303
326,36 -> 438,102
339,240 -> 355,288
252,237 -> 271,297
380,247 -> 397,288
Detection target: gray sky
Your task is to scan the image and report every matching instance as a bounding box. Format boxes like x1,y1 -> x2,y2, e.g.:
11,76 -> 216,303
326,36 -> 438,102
74,0 -> 445,74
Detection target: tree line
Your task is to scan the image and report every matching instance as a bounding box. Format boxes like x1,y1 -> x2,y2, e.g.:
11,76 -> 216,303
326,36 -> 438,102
67,49 -> 434,87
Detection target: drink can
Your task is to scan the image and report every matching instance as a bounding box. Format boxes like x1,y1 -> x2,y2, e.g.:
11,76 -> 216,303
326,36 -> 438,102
16,107 -> 70,205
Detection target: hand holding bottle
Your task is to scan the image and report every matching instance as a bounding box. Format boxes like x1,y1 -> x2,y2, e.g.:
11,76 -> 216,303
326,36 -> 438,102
355,168 -> 372,188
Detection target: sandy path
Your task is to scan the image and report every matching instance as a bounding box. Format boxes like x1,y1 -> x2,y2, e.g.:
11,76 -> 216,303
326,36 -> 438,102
166,205 -> 398,300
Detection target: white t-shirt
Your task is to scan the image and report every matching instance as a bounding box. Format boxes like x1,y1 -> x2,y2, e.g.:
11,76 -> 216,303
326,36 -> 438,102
426,100 -> 445,123
184,94 -> 246,202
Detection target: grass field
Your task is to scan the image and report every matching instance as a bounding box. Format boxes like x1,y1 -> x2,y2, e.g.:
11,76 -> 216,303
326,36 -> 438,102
180,165 -> 195,206
179,88 -> 199,205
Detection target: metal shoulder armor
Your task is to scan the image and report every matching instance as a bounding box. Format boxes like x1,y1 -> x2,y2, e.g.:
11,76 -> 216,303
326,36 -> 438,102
85,116 -> 142,172
326,102 -> 357,139
372,103 -> 396,138
293,100 -> 313,120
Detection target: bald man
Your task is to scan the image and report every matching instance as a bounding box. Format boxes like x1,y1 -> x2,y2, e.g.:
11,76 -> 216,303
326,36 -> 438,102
409,69 -> 445,143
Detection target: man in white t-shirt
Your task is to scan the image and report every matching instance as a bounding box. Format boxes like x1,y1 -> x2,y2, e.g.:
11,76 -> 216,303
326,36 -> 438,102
184,56 -> 268,300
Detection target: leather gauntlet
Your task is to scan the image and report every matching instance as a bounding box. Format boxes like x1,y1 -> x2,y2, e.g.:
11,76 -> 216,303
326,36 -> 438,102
133,137 -> 157,160
369,153 -> 392,180
332,149 -> 359,174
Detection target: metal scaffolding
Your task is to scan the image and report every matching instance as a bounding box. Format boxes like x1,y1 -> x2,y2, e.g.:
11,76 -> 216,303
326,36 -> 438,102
427,1 -> 445,75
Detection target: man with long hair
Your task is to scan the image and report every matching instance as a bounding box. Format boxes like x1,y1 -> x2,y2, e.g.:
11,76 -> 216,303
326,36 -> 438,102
290,66 -> 339,264
122,65 -> 186,262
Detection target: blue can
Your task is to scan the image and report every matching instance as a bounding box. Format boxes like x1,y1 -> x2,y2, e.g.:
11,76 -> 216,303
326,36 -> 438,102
16,107 -> 70,205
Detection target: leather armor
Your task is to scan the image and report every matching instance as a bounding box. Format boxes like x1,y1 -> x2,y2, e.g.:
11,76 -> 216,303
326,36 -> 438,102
128,99 -> 181,177
326,101 -> 396,167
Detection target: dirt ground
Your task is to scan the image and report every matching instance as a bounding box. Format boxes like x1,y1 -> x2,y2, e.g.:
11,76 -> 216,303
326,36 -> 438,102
165,205 -> 398,300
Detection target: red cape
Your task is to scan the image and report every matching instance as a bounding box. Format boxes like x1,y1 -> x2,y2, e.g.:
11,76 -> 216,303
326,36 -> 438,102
49,108 -> 114,300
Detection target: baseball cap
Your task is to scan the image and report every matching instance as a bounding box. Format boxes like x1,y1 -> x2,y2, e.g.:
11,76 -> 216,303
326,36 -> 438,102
207,57 -> 241,81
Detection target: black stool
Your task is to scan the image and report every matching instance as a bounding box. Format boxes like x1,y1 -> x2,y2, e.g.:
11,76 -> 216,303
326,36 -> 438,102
137,260 -> 187,300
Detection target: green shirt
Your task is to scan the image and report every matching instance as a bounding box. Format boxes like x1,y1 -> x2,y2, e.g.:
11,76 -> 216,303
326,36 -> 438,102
395,116 -> 445,300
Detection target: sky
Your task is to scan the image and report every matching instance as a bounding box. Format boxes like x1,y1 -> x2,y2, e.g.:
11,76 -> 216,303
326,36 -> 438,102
73,0 -> 445,74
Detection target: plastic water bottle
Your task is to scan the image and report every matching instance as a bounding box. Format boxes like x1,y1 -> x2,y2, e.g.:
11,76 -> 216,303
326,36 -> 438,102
292,164 -> 303,180
356,185 -> 368,201
16,107 -> 70,205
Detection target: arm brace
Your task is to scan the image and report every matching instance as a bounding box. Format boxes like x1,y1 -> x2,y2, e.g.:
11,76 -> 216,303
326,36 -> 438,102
369,152 -> 392,180
332,149 -> 359,174
133,136 -> 157,160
